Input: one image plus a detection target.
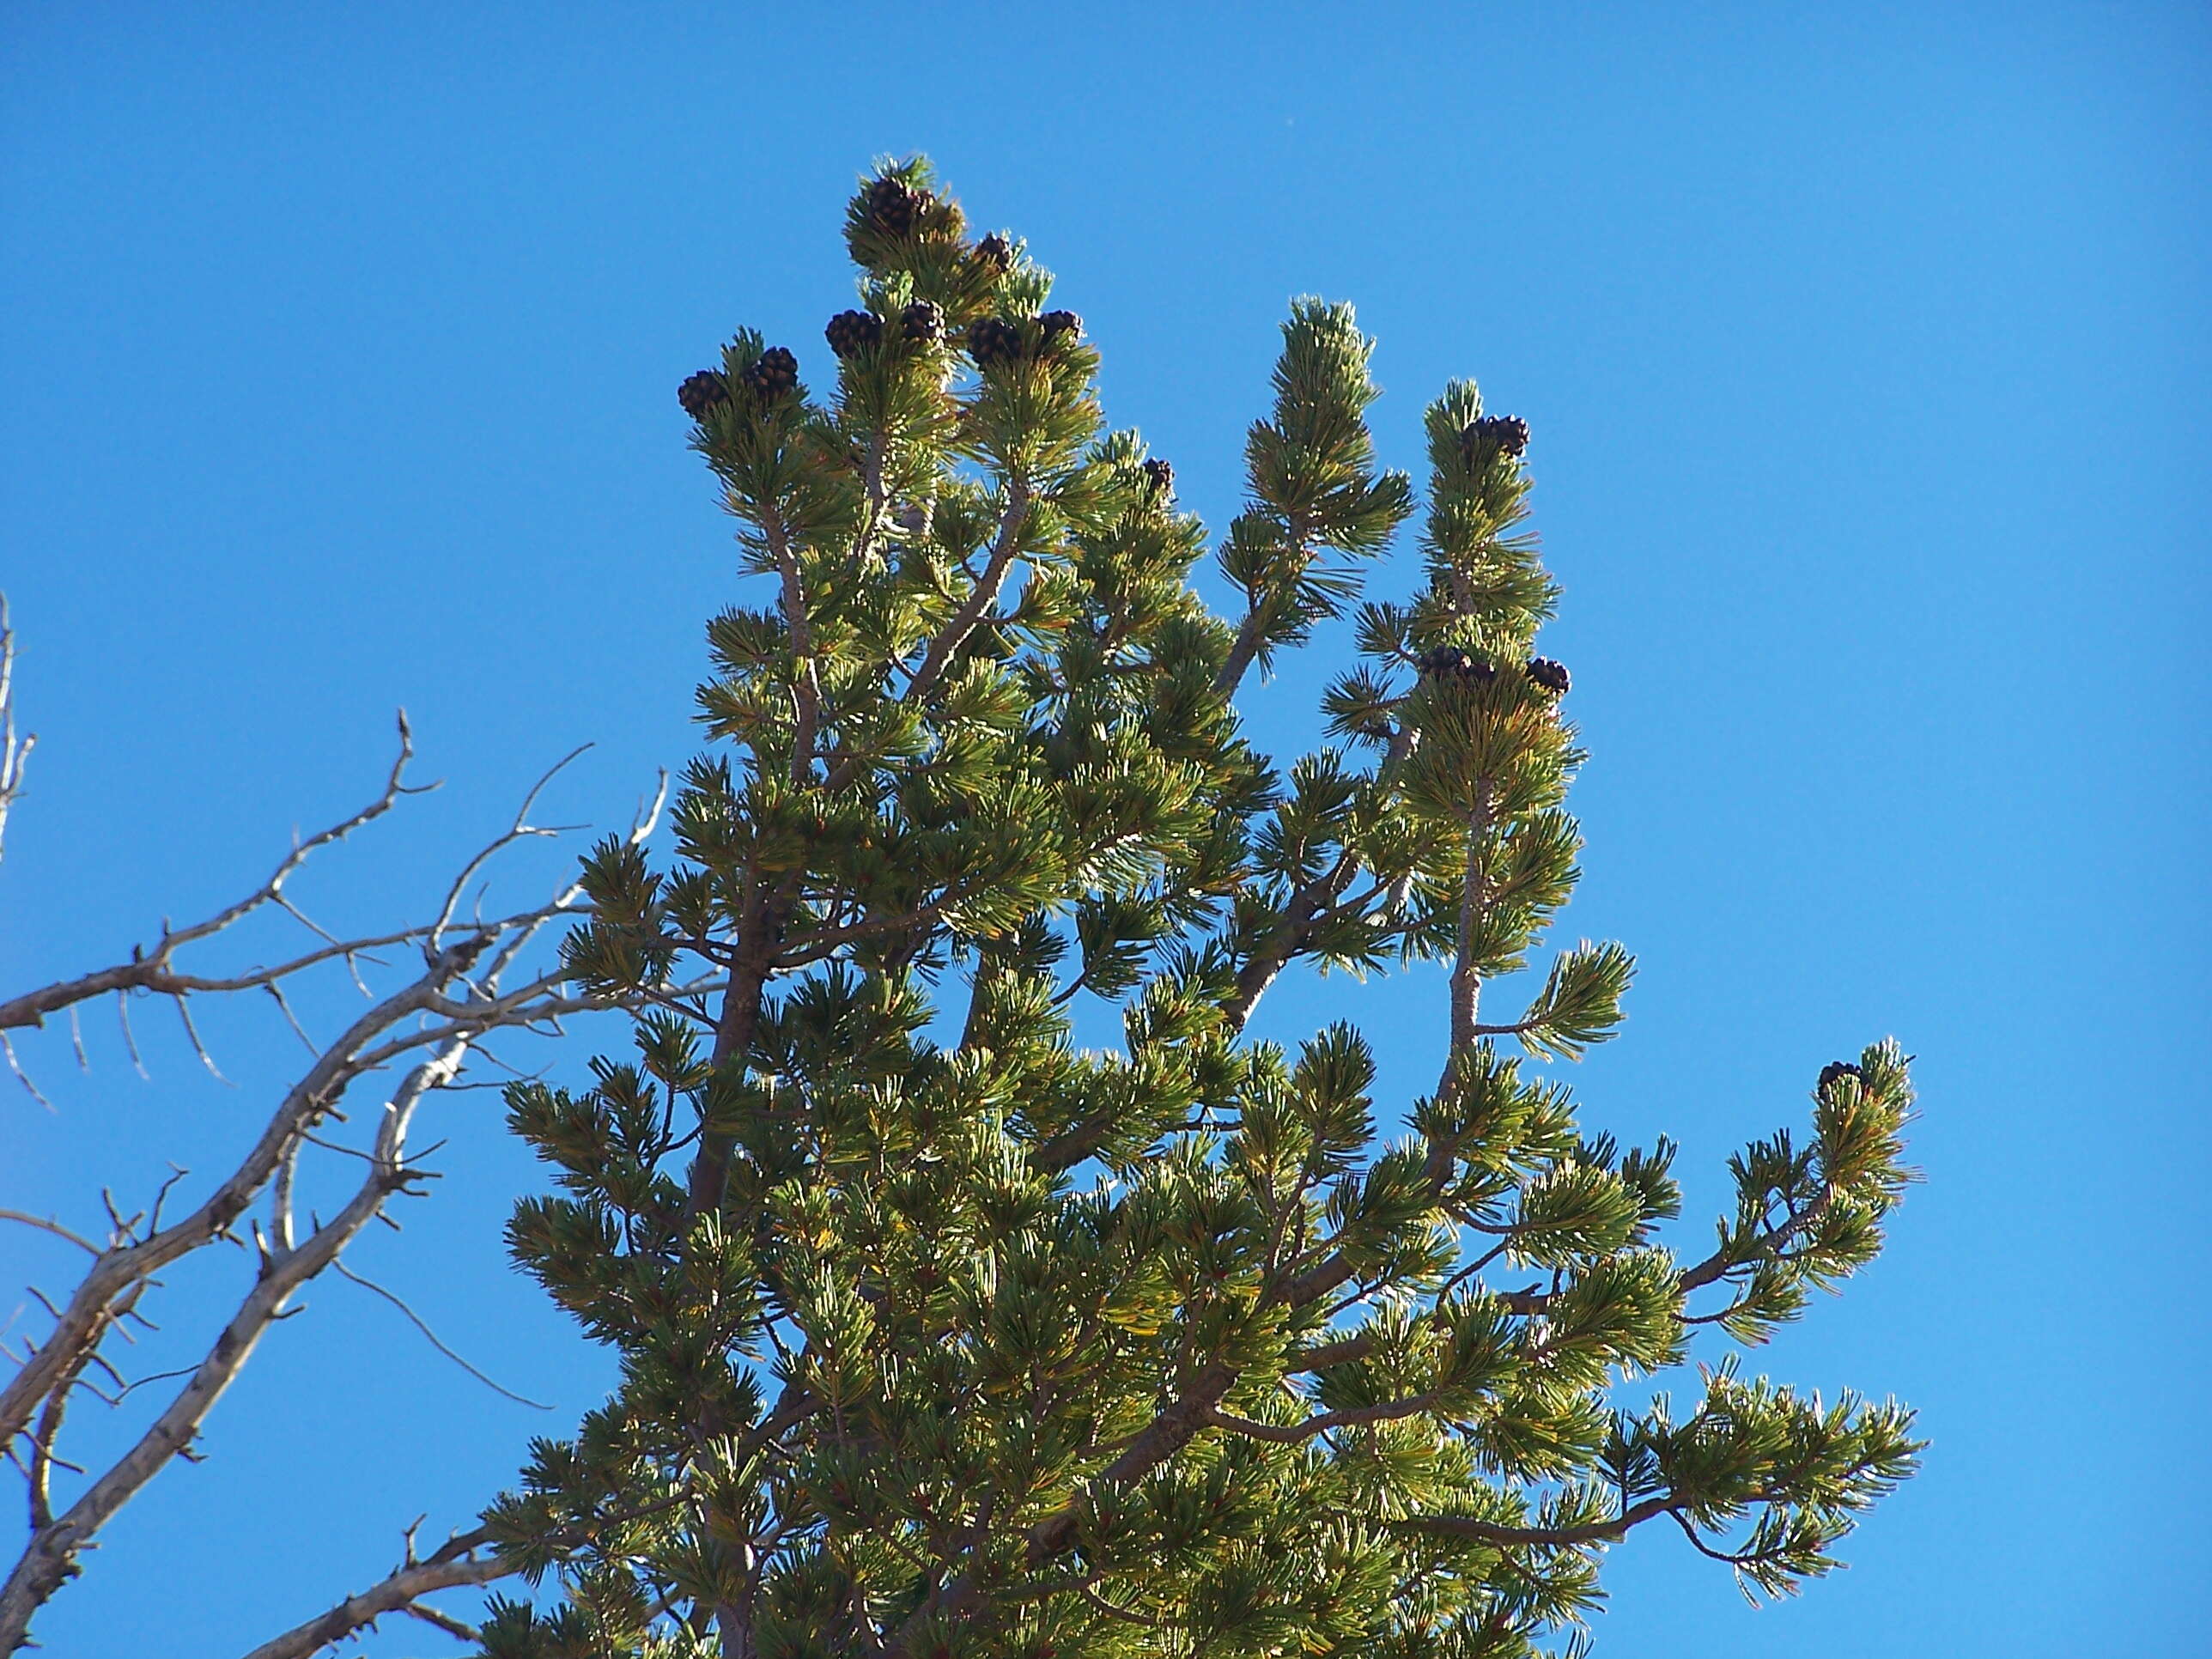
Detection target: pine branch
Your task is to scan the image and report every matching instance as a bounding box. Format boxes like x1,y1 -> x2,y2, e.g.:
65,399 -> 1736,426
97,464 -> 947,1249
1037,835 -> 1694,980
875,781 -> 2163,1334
1395,1493 -> 1680,1550
899,477 -> 1033,710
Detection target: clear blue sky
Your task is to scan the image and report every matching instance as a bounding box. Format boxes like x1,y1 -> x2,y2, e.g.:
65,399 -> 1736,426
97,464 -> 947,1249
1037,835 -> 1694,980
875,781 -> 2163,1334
3,3 -> 2205,1653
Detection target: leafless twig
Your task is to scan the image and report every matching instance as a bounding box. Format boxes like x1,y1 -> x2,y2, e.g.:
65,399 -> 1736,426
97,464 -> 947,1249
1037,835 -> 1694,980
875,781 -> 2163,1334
236,1524 -> 506,1659
0,595 -> 33,865
0,1035 -> 52,1112
0,1214 -> 99,1259
331,1259 -> 552,1411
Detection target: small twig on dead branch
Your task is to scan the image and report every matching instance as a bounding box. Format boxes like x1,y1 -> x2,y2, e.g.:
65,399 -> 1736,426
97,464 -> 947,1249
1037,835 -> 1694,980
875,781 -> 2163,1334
146,1167 -> 189,1235
0,1212 -> 100,1258
1,1033 -> 52,1111
402,1599 -> 482,1641
108,1364 -> 197,1403
427,742 -> 592,956
0,593 -> 35,865
173,994 -> 233,1085
263,981 -> 319,1054
235,1525 -> 508,1659
331,1259 -> 552,1411
114,988 -> 149,1078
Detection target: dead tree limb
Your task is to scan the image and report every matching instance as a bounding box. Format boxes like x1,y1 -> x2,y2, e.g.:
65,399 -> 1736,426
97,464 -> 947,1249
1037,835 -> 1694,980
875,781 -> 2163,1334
0,635 -> 690,1653
234,1525 -> 507,1659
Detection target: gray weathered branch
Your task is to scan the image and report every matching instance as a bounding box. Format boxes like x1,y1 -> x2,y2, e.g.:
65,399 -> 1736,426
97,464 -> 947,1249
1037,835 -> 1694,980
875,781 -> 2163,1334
0,732 -> 669,1653
236,1525 -> 507,1659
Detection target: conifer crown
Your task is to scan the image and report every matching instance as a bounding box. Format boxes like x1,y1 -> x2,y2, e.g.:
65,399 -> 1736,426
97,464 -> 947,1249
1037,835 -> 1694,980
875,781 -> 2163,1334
489,157 -> 1920,1659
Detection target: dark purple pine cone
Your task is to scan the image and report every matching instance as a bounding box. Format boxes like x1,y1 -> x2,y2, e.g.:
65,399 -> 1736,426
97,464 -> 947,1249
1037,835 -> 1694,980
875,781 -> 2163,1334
740,346 -> 799,400
1038,309 -> 1084,344
1418,644 -> 1472,678
973,233 -> 1014,275
1140,458 -> 1175,498
677,369 -> 731,421
1462,414 -> 1532,462
900,300 -> 945,343
1817,1060 -> 1863,1093
1524,657 -> 1571,695
967,317 -> 1024,368
866,176 -> 925,236
824,310 -> 884,359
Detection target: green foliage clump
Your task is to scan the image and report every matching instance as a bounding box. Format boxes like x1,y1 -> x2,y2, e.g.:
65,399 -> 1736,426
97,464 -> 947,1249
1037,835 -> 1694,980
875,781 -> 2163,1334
484,158 -> 1920,1659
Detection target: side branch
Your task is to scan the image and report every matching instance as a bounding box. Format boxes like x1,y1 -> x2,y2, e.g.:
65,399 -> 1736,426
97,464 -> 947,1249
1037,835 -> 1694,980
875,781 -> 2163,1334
238,1527 -> 509,1659
903,478 -> 1032,708
1395,1493 -> 1680,1550
1206,1393 -> 1443,1444
1219,848 -> 1362,1032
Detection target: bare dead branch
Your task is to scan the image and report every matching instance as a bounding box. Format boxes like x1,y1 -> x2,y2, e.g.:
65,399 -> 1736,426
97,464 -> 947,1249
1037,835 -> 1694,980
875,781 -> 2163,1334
0,732 -> 672,1651
165,710 -> 433,952
0,714 -> 428,1035
114,988 -> 148,1078
1,910 -> 573,1035
402,1597 -> 482,1641
270,1135 -> 301,1256
236,1526 -> 509,1659
262,982 -> 319,1055
146,1166 -> 189,1236
0,1037 -> 472,1640
107,1364 -> 197,1404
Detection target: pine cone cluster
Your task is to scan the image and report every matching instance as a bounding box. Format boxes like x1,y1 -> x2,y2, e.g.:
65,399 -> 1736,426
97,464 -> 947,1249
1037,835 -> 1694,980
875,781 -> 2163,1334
901,301 -> 945,344
1039,309 -> 1083,344
1817,1060 -> 1863,1093
1524,657 -> 1571,696
1462,414 -> 1532,462
967,317 -> 1024,368
824,310 -> 884,359
677,369 -> 731,421
866,177 -> 927,237
1419,645 -> 1498,684
973,234 -> 1014,276
740,346 -> 799,400
1140,457 -> 1175,499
